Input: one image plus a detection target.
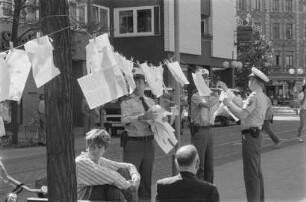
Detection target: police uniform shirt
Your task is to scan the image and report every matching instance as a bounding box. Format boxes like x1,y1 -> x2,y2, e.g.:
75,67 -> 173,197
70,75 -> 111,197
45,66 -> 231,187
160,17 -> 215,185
241,89 -> 267,130
121,94 -> 155,137
191,92 -> 217,126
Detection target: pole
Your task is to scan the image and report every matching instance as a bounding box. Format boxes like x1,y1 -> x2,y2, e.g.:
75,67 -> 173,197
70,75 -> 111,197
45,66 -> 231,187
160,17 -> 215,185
87,0 -> 93,33
172,0 -> 181,176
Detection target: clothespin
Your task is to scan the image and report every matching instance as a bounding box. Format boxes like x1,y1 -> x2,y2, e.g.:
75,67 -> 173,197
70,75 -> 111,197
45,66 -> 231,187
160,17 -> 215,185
36,31 -> 41,44
9,41 -> 13,52
93,33 -> 96,43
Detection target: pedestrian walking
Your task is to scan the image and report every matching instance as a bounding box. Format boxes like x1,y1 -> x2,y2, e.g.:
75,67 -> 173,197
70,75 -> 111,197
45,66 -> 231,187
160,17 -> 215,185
120,67 -> 160,201
37,94 -> 46,146
189,68 -> 226,183
223,67 -> 268,202
263,95 -> 281,148
297,84 -> 306,143
156,144 -> 220,202
75,128 -> 140,201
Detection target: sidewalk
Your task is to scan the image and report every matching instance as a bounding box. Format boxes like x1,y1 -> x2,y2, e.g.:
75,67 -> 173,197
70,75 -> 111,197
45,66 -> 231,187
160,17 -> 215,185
214,141 -> 306,202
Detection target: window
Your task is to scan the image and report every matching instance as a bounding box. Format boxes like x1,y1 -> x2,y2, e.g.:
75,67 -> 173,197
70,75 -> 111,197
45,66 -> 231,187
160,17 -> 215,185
286,52 -> 293,67
272,23 -> 280,39
114,6 -> 159,37
24,0 -> 39,22
70,2 -> 87,24
274,52 -> 281,66
201,17 -> 209,37
303,0 -> 306,12
285,0 -> 292,12
255,0 -> 261,10
238,0 -> 247,11
286,23 -> 293,39
2,0 -> 13,16
93,5 -> 109,31
272,0 -> 280,11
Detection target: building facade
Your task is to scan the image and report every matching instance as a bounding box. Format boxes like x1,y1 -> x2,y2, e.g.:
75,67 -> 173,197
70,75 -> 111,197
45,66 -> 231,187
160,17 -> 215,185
237,0 -> 306,105
0,0 -> 237,127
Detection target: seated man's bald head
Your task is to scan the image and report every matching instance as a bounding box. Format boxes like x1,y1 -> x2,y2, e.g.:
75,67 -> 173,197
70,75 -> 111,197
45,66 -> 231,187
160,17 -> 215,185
175,145 -> 198,167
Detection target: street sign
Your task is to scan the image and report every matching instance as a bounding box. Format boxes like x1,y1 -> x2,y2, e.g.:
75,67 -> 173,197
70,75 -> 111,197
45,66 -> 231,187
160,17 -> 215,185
237,26 -> 253,43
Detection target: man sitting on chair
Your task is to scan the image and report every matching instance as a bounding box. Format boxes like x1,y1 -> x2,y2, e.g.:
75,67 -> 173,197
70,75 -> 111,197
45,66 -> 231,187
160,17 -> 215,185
76,128 -> 140,201
156,144 -> 220,202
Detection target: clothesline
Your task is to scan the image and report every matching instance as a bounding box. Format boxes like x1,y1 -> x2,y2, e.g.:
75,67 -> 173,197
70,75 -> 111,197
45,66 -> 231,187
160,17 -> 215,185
0,15 -> 93,55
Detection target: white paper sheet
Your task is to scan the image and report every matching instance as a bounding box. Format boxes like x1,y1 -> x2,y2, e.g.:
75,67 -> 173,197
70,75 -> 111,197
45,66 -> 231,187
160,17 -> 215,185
86,41 -> 102,74
115,53 -> 135,94
6,50 -> 31,101
140,63 -> 164,98
147,105 -> 178,154
166,62 -> 189,86
24,36 -> 60,88
192,71 -> 211,96
0,116 -> 5,137
77,70 -> 112,109
0,56 -> 10,102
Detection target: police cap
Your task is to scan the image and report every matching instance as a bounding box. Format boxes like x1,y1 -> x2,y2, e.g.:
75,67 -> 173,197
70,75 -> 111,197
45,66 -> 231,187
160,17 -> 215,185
249,67 -> 269,83
132,68 -> 145,80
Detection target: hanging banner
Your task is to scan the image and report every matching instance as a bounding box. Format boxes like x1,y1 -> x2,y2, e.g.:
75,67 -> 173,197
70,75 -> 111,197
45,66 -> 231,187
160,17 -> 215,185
140,63 -> 164,98
192,71 -> 211,96
77,70 -> 113,109
0,56 -> 10,102
166,62 -> 189,86
24,36 -> 60,88
6,50 -> 31,101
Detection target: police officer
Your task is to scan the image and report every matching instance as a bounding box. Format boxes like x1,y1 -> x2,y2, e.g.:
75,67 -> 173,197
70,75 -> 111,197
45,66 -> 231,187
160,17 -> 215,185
223,67 -> 269,202
120,68 -> 159,201
190,68 -> 226,183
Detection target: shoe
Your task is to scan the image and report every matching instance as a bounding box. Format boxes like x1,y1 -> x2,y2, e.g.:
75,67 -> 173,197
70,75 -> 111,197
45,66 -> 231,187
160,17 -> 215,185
275,141 -> 282,148
297,137 -> 304,143
38,142 -> 46,146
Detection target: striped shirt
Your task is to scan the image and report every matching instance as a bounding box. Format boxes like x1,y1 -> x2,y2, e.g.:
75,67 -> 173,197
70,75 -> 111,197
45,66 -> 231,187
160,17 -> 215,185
75,152 -> 140,198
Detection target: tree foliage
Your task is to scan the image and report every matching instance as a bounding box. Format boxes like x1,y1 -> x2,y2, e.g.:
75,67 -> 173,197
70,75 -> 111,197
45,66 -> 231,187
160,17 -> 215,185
235,23 -> 274,93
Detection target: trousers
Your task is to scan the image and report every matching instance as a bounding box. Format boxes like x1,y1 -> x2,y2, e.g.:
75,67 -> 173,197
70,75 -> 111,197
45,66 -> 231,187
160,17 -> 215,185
191,126 -> 214,183
123,139 -> 154,200
242,132 -> 265,202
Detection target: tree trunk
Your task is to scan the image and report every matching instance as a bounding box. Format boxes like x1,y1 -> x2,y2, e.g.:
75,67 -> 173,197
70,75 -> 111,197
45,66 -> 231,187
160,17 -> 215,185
40,0 -> 77,201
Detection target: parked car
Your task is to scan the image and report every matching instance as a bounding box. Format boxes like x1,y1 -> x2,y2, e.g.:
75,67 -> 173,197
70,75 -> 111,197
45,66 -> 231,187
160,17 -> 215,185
103,97 -> 125,136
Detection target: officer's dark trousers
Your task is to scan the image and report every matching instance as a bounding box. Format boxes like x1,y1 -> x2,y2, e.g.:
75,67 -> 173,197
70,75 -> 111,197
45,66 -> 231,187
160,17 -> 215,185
123,139 -> 154,201
191,126 -> 214,183
242,132 -> 264,202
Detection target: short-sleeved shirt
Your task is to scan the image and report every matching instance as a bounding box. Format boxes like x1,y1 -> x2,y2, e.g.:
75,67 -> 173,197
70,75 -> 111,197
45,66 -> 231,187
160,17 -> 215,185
190,92 -> 219,126
121,94 -> 155,137
241,89 -> 267,130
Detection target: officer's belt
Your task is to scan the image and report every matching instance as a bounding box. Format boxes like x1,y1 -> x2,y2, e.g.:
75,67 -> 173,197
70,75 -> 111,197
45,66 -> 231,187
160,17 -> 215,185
241,127 -> 261,135
127,135 -> 154,142
193,124 -> 211,128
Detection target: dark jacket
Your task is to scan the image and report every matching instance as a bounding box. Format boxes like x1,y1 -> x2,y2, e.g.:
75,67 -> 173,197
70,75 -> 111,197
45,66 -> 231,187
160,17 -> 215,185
156,172 -> 220,202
